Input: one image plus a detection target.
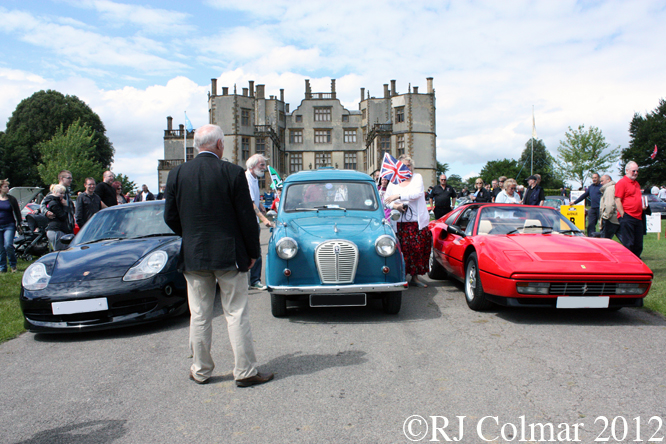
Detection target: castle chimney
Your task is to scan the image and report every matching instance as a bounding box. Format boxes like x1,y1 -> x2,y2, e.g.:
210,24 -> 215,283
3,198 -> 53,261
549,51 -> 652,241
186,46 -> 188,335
391,79 -> 397,96
211,78 -> 217,96
360,87 -> 365,102
242,88 -> 248,96
427,77 -> 434,94
249,80 -> 254,97
305,79 -> 311,98
331,79 -> 336,99
286,103 -> 289,113
222,86 -> 228,95
383,84 -> 389,98
167,116 -> 173,131
256,85 -> 265,99
179,124 -> 184,132
280,89 -> 284,102
413,86 -> 419,94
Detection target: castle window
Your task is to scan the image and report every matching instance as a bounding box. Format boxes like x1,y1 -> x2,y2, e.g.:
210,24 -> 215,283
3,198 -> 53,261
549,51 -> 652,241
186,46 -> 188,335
344,129 -> 357,143
396,106 -> 405,123
314,129 -> 331,144
314,107 -> 332,122
241,108 -> 251,126
290,129 -> 303,144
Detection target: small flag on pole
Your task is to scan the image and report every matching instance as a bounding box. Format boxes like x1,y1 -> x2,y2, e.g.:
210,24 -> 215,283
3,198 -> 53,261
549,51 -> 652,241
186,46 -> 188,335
380,153 -> 413,184
268,166 -> 282,190
650,144 -> 658,160
532,108 -> 537,139
184,112 -> 194,133
616,159 -> 623,173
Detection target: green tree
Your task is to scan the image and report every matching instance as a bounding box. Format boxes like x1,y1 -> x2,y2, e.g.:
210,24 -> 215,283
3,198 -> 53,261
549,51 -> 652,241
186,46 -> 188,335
114,173 -> 136,195
3,90 -> 114,186
36,120 -> 104,193
519,138 -> 563,189
622,98 -> 666,187
556,125 -> 620,188
447,174 -> 464,192
478,158 -> 521,185
436,160 -> 449,175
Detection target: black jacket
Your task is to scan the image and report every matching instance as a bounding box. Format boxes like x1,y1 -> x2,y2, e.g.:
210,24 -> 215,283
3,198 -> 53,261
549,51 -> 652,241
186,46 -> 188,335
43,195 -> 73,234
472,187 -> 493,203
2,194 -> 22,228
75,192 -> 102,227
164,152 -> 260,272
134,191 -> 155,202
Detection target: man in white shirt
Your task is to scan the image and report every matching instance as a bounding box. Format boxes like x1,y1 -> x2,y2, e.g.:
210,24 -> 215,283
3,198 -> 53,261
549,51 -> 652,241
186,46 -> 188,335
658,186 -> 666,201
245,154 -> 273,291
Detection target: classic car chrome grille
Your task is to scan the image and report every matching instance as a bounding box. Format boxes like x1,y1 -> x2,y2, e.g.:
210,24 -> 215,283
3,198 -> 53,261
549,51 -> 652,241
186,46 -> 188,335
549,282 -> 617,296
315,240 -> 359,284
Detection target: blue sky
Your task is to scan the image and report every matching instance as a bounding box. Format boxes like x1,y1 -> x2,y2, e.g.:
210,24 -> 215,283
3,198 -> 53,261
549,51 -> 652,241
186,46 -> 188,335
1,0 -> 665,191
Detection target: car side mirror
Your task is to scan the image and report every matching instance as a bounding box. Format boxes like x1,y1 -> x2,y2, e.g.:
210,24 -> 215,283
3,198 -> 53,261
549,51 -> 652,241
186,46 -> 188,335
59,234 -> 75,246
446,224 -> 466,238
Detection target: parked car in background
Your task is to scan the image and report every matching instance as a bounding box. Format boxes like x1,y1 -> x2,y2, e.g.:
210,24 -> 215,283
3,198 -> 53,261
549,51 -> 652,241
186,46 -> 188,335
266,168 -> 407,317
20,201 -> 188,332
644,193 -> 666,217
543,196 -> 568,208
428,203 -> 652,311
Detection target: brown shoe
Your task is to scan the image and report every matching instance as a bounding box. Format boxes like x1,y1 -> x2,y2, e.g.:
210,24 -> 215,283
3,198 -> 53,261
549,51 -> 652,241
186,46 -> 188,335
235,371 -> 274,387
189,370 -> 209,385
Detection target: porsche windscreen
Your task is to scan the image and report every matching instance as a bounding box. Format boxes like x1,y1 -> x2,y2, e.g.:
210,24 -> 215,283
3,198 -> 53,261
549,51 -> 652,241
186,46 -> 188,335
478,206 -> 583,235
73,204 -> 175,245
282,182 -> 379,212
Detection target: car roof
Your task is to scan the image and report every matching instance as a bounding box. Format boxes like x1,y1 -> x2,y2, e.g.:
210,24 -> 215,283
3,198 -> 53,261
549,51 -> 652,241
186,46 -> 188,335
284,168 -> 376,184
103,200 -> 164,212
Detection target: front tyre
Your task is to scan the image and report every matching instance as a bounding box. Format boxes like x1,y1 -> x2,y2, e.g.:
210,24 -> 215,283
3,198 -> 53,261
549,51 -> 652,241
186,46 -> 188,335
382,291 -> 402,314
428,248 -> 447,280
270,293 -> 287,317
464,253 -> 493,311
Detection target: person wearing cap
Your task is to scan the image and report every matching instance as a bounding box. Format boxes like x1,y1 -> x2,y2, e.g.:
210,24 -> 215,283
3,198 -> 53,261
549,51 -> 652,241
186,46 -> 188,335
572,172 -> 602,236
523,175 -> 545,207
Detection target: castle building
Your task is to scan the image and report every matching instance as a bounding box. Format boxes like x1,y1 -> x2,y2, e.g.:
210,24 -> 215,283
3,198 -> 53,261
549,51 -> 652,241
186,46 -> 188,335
159,77 -> 437,190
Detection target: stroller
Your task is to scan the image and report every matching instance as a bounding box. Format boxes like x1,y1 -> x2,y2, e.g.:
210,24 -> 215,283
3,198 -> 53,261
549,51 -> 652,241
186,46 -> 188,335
14,213 -> 50,261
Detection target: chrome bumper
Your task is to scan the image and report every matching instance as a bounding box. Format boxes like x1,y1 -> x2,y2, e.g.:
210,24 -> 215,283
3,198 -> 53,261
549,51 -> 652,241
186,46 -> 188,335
268,281 -> 409,295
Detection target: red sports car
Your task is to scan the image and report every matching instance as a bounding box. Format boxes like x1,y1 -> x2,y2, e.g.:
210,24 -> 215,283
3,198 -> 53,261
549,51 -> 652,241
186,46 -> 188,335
428,203 -> 653,311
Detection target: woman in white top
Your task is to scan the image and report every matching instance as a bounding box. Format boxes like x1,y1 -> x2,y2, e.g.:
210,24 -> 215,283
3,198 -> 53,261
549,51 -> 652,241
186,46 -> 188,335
494,178 -> 522,204
384,155 -> 432,288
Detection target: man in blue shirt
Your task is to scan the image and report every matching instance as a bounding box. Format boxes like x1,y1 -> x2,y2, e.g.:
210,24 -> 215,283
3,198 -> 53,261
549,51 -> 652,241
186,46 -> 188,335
572,173 -> 602,236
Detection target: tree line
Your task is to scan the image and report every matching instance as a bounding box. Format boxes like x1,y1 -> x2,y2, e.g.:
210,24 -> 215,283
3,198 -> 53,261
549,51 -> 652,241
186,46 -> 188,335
0,90 -> 133,194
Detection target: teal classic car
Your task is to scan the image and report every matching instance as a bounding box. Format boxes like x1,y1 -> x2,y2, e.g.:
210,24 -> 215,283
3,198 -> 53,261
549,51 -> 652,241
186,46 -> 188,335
266,168 -> 407,317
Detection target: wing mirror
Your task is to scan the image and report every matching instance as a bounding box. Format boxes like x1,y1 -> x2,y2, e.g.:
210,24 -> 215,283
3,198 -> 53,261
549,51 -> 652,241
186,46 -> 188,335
446,225 -> 466,238
59,234 -> 75,246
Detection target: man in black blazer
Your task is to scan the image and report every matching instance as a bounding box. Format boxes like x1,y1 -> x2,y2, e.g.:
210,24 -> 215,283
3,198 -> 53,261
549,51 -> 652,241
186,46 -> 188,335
164,124 -> 273,387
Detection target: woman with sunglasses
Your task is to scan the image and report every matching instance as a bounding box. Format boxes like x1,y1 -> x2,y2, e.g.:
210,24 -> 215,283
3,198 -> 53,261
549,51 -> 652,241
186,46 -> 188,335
470,179 -> 492,203
494,178 -> 522,204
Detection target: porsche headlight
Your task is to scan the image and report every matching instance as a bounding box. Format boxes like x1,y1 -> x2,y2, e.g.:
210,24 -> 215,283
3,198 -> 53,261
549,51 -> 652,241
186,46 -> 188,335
375,235 -> 397,257
123,250 -> 168,281
22,262 -> 51,290
276,237 -> 298,260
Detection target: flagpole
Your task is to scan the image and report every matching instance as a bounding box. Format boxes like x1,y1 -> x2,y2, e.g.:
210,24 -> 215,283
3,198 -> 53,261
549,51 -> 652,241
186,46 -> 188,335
184,112 -> 187,163
531,106 -> 535,176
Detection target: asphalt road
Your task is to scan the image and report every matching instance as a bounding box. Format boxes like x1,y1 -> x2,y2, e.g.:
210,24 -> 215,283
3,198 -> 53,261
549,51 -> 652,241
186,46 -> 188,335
2,226 -> 666,444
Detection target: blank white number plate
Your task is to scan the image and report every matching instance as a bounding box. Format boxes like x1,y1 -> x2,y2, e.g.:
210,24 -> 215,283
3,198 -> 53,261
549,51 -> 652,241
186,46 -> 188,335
556,296 -> 609,309
52,298 -> 109,315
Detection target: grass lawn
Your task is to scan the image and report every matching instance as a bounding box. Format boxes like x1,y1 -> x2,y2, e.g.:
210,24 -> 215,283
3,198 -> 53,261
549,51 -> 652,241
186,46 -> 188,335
639,219 -> 666,315
1,223 -> 665,344
0,259 -> 29,343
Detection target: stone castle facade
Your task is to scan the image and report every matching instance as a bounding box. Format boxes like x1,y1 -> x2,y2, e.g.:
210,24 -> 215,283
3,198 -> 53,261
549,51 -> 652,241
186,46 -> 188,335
160,77 -> 437,190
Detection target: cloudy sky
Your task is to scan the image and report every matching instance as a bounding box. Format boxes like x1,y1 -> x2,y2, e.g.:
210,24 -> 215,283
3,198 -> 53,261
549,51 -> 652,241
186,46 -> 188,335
1,0 -> 665,190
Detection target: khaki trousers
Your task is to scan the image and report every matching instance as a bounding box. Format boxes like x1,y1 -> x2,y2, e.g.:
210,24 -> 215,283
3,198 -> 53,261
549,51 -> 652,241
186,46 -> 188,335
184,269 -> 258,381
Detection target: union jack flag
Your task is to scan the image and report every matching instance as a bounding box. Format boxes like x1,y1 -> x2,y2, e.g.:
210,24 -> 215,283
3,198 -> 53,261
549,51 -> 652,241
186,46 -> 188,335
380,153 -> 412,184
650,144 -> 658,160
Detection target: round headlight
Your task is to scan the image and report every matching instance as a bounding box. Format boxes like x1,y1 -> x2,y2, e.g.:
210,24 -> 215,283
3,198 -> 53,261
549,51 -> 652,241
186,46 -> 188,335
276,237 -> 298,260
22,262 -> 51,291
123,250 -> 168,281
375,235 -> 397,257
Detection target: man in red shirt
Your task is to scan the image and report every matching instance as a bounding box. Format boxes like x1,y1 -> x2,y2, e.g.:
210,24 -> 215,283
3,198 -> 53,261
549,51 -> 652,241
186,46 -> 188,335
615,161 -> 646,257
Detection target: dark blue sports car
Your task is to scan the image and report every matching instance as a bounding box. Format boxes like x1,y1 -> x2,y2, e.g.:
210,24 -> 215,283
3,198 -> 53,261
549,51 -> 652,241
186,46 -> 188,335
20,201 -> 188,332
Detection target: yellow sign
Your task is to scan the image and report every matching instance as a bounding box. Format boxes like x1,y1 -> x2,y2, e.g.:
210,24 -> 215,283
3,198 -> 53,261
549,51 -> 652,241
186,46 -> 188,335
561,205 -> 586,231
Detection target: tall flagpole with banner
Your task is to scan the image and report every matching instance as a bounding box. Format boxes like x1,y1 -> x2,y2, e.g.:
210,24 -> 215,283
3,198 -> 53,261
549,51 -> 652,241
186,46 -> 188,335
531,106 -> 537,176
184,112 -> 193,162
